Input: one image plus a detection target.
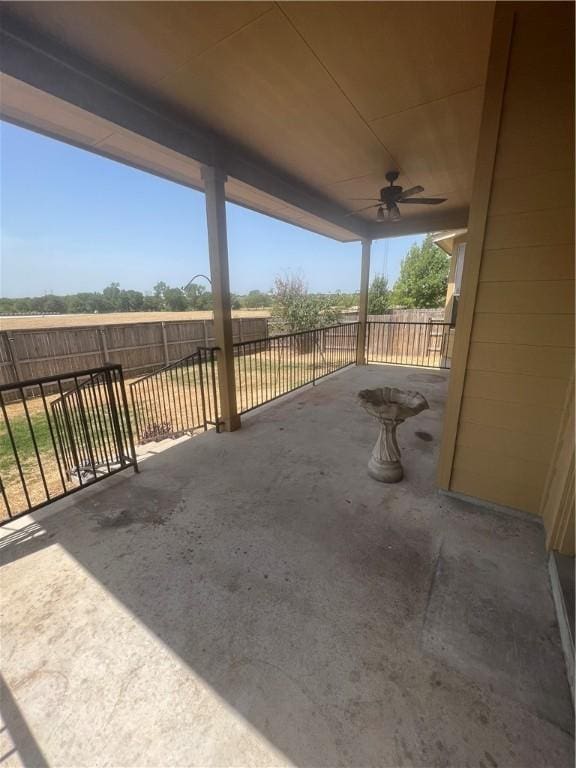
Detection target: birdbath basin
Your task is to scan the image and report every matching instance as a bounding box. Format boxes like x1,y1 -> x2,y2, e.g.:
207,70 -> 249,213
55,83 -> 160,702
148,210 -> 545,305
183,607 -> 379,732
358,386 -> 429,483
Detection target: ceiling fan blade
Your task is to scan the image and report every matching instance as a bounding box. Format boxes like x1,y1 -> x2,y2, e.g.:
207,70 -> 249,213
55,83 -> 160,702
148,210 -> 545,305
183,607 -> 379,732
397,185 -> 424,199
349,198 -> 383,202
344,204 -> 380,217
400,197 -> 447,205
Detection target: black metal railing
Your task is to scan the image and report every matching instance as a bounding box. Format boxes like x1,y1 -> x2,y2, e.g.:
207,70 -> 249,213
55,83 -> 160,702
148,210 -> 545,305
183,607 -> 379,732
366,321 -> 452,368
234,322 -> 359,414
0,364 -> 137,523
129,347 -> 220,444
0,320 -> 454,522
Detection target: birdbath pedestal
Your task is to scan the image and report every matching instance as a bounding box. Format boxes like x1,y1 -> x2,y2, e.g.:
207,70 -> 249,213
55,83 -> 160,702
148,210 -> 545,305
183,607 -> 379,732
358,386 -> 429,483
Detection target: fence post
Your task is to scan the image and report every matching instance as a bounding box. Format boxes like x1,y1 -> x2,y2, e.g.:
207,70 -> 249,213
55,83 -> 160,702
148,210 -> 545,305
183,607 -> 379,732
99,327 -> 110,363
5,332 -> 24,382
426,319 -> 433,359
161,322 -> 170,365
203,319 -> 210,348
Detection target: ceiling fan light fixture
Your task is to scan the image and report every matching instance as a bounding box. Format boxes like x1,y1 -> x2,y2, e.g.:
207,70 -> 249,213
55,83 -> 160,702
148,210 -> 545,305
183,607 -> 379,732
346,172 -> 447,222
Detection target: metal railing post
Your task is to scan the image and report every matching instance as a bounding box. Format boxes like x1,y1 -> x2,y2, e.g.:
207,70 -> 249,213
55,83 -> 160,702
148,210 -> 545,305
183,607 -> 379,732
117,366 -> 139,473
104,366 -> 126,465
209,347 -> 221,433
312,329 -> 317,386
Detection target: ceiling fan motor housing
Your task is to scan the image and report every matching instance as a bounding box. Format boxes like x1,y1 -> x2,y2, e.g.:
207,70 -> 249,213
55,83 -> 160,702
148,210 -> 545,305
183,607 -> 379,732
380,185 -> 403,205
345,169 -> 445,221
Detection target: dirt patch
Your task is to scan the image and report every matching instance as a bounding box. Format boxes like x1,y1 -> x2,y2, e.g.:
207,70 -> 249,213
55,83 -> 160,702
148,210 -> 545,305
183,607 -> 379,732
0,309 -> 270,331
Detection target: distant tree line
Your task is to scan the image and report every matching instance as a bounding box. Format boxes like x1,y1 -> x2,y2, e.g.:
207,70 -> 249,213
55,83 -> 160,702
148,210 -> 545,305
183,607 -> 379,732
0,281 -> 358,316
1,236 -> 449,317
0,282 -> 270,315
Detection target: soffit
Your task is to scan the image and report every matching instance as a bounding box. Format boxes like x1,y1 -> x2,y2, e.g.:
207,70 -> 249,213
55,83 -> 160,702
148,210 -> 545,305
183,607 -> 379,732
2,2 -> 493,234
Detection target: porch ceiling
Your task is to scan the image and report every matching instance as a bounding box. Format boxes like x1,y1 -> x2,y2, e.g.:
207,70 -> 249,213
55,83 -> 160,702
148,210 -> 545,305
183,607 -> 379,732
0,2 -> 493,241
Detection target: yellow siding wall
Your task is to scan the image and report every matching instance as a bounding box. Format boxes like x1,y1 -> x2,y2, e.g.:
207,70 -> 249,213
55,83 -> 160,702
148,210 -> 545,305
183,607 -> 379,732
443,233 -> 466,323
541,373 -> 575,554
450,3 -> 575,515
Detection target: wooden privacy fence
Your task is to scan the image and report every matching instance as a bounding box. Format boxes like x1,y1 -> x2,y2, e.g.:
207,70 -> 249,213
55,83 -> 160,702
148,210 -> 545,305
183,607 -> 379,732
366,320 -> 452,368
342,307 -> 446,324
0,317 -> 268,387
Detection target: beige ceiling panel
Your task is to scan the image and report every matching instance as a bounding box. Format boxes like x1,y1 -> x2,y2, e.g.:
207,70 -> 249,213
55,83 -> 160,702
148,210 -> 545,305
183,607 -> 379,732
281,1 -> 494,121
286,213 -> 357,243
95,131 -> 203,183
0,76 -> 355,240
225,179 -> 356,241
153,8 -> 396,187
0,73 -> 116,147
7,1 -> 274,89
3,3 -> 486,240
225,178 -> 311,220
370,87 -> 483,199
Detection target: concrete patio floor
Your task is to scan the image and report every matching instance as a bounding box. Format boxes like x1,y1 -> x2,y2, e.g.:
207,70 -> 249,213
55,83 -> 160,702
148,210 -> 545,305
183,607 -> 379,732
0,364 -> 573,767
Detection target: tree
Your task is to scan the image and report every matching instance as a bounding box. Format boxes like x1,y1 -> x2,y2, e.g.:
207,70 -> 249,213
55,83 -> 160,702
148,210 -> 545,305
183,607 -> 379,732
42,295 -> 67,314
123,290 -> 144,311
142,294 -> 163,312
332,290 -> 358,310
163,287 -> 188,312
367,275 -> 391,315
392,235 -> 450,308
270,273 -> 339,333
152,281 -> 169,309
184,283 -> 212,311
102,282 -> 122,310
242,289 -> 272,309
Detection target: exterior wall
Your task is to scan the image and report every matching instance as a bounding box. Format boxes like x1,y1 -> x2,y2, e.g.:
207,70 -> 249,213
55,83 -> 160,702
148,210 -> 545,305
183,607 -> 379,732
443,234 -> 467,365
440,2 -> 575,518
540,373 -> 575,555
443,233 -> 467,323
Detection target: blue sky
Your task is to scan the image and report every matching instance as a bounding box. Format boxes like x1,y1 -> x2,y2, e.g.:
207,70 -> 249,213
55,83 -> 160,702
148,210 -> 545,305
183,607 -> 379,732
0,121 -> 423,298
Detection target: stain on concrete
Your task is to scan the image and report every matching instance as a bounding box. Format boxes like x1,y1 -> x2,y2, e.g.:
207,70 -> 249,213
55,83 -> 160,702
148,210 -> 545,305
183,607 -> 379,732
407,372 -> 446,384
415,430 -> 434,442
95,508 -> 134,528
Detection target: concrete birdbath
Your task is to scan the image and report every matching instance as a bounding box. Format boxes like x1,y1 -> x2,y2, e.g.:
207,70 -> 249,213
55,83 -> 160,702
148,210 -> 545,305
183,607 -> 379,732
358,386 -> 429,483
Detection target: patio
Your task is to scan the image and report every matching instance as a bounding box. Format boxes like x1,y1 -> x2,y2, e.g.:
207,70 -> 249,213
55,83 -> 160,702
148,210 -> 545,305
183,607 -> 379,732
0,364 -> 573,768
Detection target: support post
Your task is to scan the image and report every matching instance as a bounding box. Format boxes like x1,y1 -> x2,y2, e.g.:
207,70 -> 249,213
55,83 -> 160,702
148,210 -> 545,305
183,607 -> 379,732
201,165 -> 240,431
4,333 -> 23,382
160,322 -> 170,365
99,327 -> 110,363
356,238 -> 372,365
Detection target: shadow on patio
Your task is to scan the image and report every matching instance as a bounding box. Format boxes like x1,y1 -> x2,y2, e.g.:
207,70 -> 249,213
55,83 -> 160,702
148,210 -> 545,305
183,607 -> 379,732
0,365 -> 573,767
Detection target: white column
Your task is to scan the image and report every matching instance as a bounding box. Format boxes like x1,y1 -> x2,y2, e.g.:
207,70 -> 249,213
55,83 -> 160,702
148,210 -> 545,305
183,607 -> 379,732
201,165 -> 240,431
356,238 -> 371,365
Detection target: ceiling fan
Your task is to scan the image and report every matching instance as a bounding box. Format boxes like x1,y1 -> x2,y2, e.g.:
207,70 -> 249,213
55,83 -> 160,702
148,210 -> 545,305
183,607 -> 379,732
346,171 -> 447,221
